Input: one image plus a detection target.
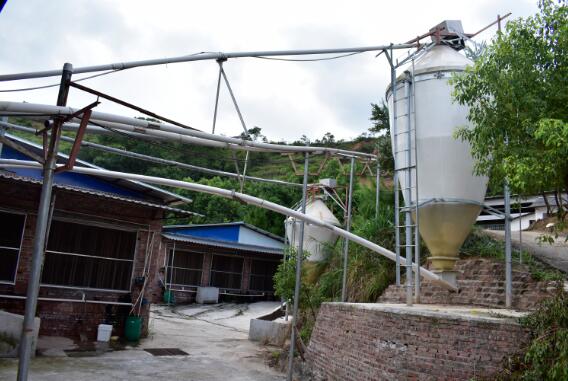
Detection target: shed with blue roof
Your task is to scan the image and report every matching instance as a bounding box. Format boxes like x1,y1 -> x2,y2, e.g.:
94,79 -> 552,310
162,222 -> 284,303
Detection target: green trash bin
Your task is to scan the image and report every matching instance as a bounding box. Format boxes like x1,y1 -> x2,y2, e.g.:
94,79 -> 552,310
163,289 -> 175,305
125,315 -> 142,342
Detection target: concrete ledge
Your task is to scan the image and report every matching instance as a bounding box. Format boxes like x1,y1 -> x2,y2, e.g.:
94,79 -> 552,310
0,310 -> 40,358
326,302 -> 527,323
306,302 -> 530,381
248,318 -> 291,346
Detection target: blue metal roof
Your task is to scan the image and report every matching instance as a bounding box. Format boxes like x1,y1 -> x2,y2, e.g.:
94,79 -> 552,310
2,145 -> 145,199
163,222 -> 285,253
0,134 -> 193,206
166,224 -> 241,242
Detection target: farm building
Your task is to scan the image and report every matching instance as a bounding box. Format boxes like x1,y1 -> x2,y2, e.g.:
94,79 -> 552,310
162,222 -> 284,303
0,134 -> 192,340
476,192 -> 566,231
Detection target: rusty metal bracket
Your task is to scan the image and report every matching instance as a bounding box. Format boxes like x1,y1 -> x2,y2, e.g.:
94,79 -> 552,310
54,109 -> 92,173
36,100 -> 100,136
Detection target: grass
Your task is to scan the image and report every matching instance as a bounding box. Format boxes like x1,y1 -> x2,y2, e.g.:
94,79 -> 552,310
461,228 -> 565,281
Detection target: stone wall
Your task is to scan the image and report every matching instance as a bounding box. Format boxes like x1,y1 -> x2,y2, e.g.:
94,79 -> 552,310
306,303 -> 530,381
379,258 -> 560,310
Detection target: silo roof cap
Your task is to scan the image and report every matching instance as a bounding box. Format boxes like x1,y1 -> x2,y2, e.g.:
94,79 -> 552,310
413,45 -> 472,75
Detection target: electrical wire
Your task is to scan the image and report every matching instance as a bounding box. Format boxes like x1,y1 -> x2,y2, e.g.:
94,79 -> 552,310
0,69 -> 124,93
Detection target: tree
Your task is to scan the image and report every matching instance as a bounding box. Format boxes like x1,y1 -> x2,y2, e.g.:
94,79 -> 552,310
452,0 -> 568,217
369,100 -> 394,173
369,101 -> 390,135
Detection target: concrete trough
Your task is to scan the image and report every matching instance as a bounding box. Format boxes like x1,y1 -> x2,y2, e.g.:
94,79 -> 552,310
0,310 -> 40,358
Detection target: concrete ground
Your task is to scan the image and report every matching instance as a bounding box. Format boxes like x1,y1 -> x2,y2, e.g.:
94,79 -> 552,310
486,229 -> 568,273
0,302 -> 285,381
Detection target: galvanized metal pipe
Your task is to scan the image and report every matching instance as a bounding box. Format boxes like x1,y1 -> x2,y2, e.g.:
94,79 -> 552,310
504,182 -> 512,308
404,80 -> 413,307
0,101 -> 375,158
0,158 -> 459,293
0,294 -> 133,306
390,59 -> 401,287
341,156 -> 355,302
17,63 -> 72,381
411,60 -> 421,303
0,44 -> 416,82
287,152 -> 309,381
375,158 -> 380,219
0,121 -> 302,188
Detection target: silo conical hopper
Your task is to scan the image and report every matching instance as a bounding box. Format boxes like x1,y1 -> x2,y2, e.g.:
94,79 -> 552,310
285,197 -> 341,262
386,44 -> 488,283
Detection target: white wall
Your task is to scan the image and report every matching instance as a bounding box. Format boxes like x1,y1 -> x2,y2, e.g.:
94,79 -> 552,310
238,226 -> 284,249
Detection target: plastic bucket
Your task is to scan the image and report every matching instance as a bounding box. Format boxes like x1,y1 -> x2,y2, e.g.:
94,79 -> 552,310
125,316 -> 142,341
163,289 -> 175,305
97,324 -> 113,342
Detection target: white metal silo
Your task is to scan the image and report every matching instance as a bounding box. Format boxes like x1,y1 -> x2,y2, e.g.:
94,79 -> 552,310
285,197 -> 341,262
386,44 -> 488,282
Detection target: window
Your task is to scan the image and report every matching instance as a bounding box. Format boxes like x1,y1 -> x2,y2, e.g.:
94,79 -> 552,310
210,255 -> 243,290
166,249 -> 203,287
249,260 -> 279,292
41,220 -> 137,291
0,211 -> 26,283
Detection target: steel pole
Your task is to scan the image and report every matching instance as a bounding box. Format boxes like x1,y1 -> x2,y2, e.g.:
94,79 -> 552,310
341,156 -> 355,302
287,152 -> 309,381
519,196 -> 523,264
375,157 -> 380,219
404,80 -> 413,307
17,63 -> 73,381
504,182 -> 512,308
0,44 -> 416,82
0,116 -> 6,155
390,60 -> 401,287
411,62 -> 421,303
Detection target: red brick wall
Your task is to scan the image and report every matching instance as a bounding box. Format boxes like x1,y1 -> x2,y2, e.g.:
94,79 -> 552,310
379,258 -> 561,310
306,303 -> 530,381
0,179 -> 166,340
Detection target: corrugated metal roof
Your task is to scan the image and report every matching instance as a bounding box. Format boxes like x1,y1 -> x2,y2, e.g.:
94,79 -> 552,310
162,232 -> 284,255
2,134 -> 192,205
164,221 -> 284,243
0,171 -> 195,215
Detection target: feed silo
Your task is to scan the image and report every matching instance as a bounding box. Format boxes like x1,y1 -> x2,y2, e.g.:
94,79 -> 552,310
285,197 -> 341,262
386,41 -> 488,283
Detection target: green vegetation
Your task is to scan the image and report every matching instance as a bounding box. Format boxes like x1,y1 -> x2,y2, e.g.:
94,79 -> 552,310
274,187 -> 396,342
496,290 -> 568,381
461,229 -> 564,281
452,0 -> 568,216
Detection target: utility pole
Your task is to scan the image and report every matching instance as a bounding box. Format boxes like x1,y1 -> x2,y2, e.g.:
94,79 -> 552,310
17,63 -> 73,381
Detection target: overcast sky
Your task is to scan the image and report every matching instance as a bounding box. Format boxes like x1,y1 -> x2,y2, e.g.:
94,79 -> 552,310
0,0 -> 538,142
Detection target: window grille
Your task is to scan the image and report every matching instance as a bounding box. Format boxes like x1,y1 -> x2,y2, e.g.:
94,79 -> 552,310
41,220 -> 137,291
0,210 -> 26,283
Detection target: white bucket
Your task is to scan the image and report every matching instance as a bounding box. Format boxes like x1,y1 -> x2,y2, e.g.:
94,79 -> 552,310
97,324 -> 113,342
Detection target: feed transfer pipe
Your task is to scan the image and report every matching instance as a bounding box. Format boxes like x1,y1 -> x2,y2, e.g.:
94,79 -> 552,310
0,44 -> 416,82
0,159 -> 457,292
0,122 -> 302,188
0,101 -> 374,157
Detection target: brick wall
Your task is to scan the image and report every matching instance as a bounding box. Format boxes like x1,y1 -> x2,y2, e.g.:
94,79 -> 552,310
379,258 -> 560,311
0,179 -> 166,340
306,303 -> 530,381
